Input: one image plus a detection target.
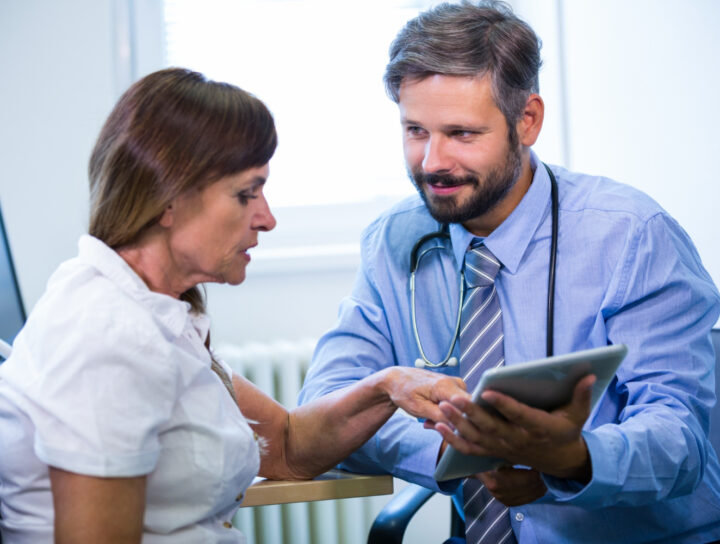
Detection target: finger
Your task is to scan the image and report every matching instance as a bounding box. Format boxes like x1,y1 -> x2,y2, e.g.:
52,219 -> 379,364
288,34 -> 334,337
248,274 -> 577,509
432,422 -> 491,457
570,374 -> 596,414
418,405 -> 452,425
438,401 -> 494,444
446,395 -> 505,432
479,390 -> 551,432
400,398 -> 449,425
423,419 -> 443,430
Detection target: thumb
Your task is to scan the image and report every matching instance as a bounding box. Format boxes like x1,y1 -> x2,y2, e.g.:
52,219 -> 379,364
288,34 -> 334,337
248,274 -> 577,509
571,374 -> 596,415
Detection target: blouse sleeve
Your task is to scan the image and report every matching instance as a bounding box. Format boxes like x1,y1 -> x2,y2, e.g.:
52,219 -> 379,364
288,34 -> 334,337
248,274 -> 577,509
12,292 -> 180,478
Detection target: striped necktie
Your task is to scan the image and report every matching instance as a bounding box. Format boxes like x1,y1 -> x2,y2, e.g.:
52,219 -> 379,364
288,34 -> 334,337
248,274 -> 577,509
460,241 -> 516,544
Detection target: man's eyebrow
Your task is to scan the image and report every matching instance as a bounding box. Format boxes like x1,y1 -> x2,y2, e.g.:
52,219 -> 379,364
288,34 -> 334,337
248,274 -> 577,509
401,118 -> 490,132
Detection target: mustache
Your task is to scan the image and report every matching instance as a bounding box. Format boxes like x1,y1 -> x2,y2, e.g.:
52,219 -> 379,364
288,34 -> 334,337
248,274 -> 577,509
413,171 -> 479,188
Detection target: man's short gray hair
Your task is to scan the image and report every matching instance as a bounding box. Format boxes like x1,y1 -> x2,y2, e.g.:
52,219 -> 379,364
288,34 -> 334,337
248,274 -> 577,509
384,1 -> 542,128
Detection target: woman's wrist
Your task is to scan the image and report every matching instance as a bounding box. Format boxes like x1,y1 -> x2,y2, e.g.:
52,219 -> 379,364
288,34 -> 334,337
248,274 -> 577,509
375,367 -> 401,405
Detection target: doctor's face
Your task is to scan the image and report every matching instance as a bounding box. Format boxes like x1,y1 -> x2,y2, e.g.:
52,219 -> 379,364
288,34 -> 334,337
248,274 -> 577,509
399,74 -> 522,230
167,163 -> 276,288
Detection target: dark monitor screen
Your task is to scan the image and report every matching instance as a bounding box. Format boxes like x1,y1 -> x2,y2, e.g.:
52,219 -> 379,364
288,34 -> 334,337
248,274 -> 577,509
0,203 -> 26,351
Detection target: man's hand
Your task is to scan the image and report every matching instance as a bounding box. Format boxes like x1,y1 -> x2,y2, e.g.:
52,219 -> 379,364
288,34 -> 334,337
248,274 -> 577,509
475,466 -> 547,506
427,374 -> 595,482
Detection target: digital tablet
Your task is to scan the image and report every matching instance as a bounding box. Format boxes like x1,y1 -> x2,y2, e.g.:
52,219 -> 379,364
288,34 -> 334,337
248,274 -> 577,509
433,343 -> 628,482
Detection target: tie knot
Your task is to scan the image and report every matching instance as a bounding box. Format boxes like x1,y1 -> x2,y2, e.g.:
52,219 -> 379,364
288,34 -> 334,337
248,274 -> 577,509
464,243 -> 501,288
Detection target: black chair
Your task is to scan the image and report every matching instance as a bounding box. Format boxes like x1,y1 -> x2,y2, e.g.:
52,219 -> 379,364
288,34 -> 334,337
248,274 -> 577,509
0,199 -> 26,360
368,330 -> 720,544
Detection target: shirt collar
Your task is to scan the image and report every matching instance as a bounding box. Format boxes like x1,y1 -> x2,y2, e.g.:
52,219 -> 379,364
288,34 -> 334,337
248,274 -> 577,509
449,150 -> 552,274
77,235 -> 205,340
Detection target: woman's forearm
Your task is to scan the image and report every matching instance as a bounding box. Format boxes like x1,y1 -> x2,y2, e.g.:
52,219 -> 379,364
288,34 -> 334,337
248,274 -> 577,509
236,367 -> 466,480
282,369 -> 398,478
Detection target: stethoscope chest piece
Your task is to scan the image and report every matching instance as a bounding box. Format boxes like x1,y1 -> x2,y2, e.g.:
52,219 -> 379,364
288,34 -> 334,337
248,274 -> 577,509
414,356 -> 457,368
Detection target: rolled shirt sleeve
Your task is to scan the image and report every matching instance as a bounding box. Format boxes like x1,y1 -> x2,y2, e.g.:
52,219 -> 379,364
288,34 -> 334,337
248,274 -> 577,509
541,212 -> 720,508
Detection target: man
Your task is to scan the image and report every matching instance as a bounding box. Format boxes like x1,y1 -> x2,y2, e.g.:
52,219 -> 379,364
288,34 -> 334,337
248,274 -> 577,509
299,2 -> 720,542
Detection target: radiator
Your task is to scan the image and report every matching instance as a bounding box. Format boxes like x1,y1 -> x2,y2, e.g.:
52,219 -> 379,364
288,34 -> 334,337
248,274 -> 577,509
215,339 -> 391,544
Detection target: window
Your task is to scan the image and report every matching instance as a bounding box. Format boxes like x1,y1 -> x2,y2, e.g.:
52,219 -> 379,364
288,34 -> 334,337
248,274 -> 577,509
160,0 -> 438,272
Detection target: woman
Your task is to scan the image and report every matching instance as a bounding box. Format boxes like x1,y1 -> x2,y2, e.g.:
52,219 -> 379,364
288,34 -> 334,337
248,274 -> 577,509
0,68 -> 467,543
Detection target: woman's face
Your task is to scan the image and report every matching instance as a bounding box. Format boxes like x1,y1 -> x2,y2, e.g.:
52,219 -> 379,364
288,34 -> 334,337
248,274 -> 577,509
166,163 -> 276,289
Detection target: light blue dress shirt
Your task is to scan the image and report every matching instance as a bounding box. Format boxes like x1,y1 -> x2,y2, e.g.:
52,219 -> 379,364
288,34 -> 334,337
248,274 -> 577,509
299,152 -> 720,543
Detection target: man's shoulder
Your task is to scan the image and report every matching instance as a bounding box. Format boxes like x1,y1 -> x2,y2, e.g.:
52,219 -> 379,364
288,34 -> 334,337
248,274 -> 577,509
355,194 -> 441,274
362,194 -> 435,246
554,164 -> 667,223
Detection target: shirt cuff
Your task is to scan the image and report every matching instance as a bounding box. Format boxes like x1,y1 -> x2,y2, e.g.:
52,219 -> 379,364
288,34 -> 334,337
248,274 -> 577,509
539,428 -> 622,507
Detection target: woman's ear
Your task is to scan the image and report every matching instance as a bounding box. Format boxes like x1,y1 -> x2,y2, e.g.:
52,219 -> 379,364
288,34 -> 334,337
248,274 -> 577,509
516,93 -> 544,147
158,203 -> 174,228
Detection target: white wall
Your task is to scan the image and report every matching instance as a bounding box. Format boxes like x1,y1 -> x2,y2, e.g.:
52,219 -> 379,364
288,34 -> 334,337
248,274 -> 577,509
560,0 -> 720,292
1,0 -> 718,343
0,0 -> 114,311
0,0 -> 361,347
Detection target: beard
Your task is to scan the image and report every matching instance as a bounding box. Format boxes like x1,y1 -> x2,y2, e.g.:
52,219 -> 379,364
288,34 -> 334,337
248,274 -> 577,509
409,140 -> 523,225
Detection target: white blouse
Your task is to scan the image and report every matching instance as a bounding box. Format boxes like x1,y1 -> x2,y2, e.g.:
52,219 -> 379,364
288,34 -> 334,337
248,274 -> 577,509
0,235 -> 260,543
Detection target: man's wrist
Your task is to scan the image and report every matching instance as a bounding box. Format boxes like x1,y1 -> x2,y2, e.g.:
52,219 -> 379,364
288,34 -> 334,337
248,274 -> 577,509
552,438 -> 592,483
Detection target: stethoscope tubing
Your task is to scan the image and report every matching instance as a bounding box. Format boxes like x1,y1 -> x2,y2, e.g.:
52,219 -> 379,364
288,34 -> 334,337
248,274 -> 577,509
410,163 -> 558,368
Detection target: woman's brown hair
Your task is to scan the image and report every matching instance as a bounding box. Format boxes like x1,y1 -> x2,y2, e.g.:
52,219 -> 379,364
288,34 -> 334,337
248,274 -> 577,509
88,67 -> 277,313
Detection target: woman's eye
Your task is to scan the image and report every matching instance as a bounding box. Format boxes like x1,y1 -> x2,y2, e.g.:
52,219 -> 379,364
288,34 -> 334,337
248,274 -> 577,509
237,192 -> 258,205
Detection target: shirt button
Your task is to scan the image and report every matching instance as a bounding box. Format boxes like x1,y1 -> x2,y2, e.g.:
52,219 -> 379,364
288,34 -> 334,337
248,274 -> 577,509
236,492 -> 244,502
223,521 -> 233,529
515,513 -> 525,522
253,431 -> 259,441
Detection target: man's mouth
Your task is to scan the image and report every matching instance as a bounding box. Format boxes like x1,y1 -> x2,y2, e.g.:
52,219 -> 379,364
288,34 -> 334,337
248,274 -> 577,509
427,178 -> 465,188
426,184 -> 464,197
415,171 -> 477,189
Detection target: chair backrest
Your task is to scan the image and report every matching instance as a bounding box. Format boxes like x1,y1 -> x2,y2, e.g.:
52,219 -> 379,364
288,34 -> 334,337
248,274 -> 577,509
0,200 -> 25,361
710,329 -> 720,456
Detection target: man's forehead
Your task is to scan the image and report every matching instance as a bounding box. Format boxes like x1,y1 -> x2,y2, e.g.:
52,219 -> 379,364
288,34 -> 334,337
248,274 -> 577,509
397,74 -> 501,121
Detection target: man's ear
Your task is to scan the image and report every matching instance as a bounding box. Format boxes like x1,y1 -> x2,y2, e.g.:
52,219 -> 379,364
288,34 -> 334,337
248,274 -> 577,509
516,93 -> 544,147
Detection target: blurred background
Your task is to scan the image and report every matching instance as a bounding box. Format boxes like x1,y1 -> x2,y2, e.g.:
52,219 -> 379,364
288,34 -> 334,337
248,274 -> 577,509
1,0 -> 718,347
1,1 -> 719,541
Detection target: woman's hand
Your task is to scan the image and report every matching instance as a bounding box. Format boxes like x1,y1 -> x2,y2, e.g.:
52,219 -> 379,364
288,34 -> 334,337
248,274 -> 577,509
378,367 -> 469,424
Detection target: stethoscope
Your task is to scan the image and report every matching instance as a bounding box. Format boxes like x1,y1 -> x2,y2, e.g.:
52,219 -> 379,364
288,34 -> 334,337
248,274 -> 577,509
411,162 -> 559,368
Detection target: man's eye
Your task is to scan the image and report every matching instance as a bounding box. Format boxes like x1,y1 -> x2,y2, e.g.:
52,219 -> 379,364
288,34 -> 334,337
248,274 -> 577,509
406,126 -> 426,137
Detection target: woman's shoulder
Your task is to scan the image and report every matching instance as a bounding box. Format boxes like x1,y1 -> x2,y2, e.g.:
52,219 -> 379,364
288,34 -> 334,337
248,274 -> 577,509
41,257 -> 163,341
11,256 -> 177,386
